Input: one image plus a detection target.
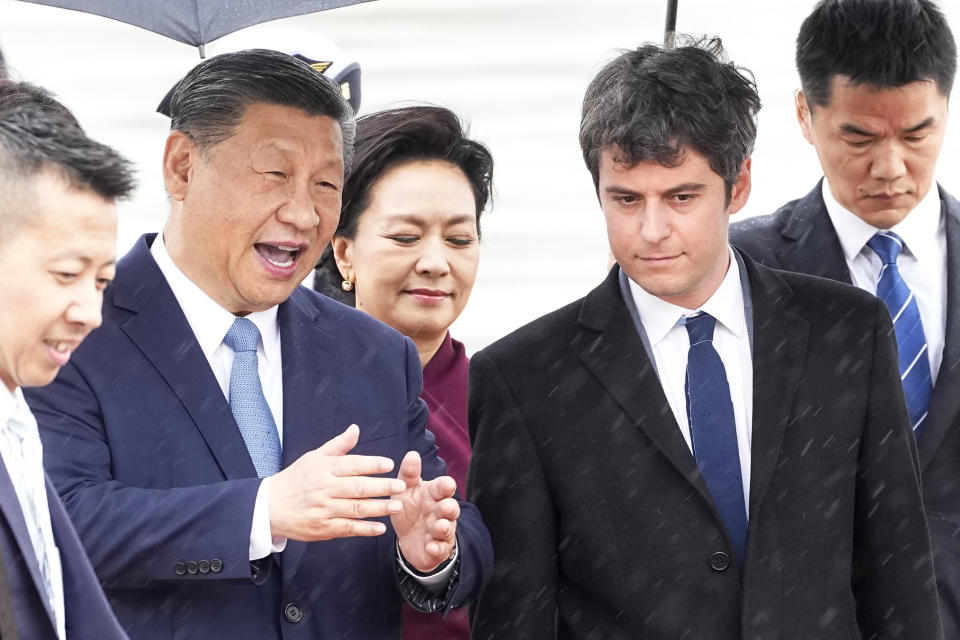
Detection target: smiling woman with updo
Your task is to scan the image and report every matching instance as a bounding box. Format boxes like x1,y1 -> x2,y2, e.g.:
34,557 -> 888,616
314,105 -> 493,640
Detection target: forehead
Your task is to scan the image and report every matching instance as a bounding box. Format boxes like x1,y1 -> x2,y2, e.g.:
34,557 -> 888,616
1,172 -> 117,260
221,102 -> 344,165
816,76 -> 949,125
598,147 -> 721,188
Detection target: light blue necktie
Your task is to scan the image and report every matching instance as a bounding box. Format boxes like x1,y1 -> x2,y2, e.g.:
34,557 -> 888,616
867,231 -> 933,436
685,312 -> 747,565
223,318 -> 282,477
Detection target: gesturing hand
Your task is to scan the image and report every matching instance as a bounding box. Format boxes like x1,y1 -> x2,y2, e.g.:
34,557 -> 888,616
268,424 -> 406,541
391,451 -> 460,574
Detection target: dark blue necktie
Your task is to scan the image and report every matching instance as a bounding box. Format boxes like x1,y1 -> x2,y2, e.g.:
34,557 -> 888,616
223,318 -> 282,477
866,231 -> 932,436
685,312 -> 747,564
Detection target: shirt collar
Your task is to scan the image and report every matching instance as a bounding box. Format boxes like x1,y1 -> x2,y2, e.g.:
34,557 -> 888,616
149,232 -> 280,362
628,246 -> 747,346
0,385 -> 16,429
822,178 -> 942,262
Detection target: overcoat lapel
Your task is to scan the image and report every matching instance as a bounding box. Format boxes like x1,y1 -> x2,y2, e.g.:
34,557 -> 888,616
740,255 -> 809,517
577,271 -> 719,516
112,235 -> 257,481
774,183 -> 852,284
919,188 -> 960,468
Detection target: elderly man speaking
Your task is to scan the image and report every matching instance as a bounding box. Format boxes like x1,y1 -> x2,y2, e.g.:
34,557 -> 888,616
26,49 -> 492,640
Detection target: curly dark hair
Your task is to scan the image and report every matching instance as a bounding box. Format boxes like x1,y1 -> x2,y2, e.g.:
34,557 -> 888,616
314,105 -> 493,304
797,0 -> 956,108
579,36 -> 760,201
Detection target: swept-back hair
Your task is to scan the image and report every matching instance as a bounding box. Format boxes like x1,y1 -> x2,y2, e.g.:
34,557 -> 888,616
0,80 -> 134,227
165,48 -> 356,168
314,105 -> 493,305
797,0 -> 957,106
579,36 -> 760,198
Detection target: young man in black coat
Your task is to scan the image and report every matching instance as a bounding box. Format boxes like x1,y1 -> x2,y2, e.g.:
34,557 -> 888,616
468,37 -> 943,640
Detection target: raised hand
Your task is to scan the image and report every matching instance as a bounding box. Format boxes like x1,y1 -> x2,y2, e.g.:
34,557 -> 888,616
268,424 -> 406,541
391,450 -> 460,573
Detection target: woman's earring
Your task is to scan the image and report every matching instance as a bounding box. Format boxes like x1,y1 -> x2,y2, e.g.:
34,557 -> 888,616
341,279 -> 354,292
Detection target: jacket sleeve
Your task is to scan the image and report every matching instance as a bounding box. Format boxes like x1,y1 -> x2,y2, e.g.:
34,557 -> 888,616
852,298 -> 944,638
25,361 -> 262,590
467,349 -> 557,640
394,337 -> 493,613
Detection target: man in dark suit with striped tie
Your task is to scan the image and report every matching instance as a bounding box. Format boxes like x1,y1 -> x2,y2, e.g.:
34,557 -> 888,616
729,2 -> 960,633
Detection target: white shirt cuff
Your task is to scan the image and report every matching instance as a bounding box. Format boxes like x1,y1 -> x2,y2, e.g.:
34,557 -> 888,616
396,540 -> 458,592
249,477 -> 287,560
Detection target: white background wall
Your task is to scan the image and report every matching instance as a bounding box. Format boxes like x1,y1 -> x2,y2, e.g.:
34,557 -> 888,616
2,0 -> 959,352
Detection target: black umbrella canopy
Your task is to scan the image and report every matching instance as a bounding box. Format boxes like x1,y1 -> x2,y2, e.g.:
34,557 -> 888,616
18,0 -> 376,48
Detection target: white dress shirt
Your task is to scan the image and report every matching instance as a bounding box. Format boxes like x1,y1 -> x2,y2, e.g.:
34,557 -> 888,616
822,179 -> 946,382
628,248 -> 754,512
150,234 -> 454,586
150,234 -> 285,560
0,386 -> 65,639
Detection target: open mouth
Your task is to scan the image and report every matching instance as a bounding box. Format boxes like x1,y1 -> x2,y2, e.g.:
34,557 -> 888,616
44,340 -> 71,354
255,243 -> 301,268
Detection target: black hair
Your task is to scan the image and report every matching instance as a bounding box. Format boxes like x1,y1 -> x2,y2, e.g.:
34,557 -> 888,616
165,48 -> 356,168
579,36 -> 760,199
313,105 -> 493,305
797,0 -> 957,107
0,80 -> 134,209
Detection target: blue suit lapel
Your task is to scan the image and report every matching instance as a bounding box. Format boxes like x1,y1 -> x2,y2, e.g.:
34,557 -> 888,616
919,188 -> 960,469
0,457 -> 56,630
113,235 -> 257,480
276,288 -> 343,584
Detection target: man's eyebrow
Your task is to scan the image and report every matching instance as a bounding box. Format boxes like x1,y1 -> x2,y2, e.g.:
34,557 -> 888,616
904,117 -> 936,133
663,182 -> 707,196
840,117 -> 936,137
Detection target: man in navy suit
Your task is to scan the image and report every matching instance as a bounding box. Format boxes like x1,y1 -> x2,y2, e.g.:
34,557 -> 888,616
729,2 -> 960,634
0,80 -> 133,638
25,49 -> 492,639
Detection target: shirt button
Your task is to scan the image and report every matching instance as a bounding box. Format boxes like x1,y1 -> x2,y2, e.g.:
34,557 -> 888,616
284,603 -> 303,623
709,551 -> 731,572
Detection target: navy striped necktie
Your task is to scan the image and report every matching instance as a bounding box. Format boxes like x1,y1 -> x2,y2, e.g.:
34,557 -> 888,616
866,231 -> 932,436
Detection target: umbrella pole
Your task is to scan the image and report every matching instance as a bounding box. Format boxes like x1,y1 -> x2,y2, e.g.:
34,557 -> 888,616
664,0 -> 679,48
198,44 -> 206,58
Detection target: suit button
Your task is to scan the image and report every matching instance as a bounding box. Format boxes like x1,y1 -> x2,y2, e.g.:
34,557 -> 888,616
174,561 -> 186,576
186,561 -> 198,575
210,558 -> 223,573
284,603 -> 303,623
198,560 -> 210,574
710,551 -> 730,572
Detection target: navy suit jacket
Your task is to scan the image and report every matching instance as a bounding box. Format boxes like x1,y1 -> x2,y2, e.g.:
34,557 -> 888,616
0,459 -> 127,639
731,183 -> 960,637
24,234 -> 492,640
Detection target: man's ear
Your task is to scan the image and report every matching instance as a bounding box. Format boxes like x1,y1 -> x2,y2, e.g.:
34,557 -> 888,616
796,90 -> 815,144
162,131 -> 197,202
331,235 -> 354,283
728,157 -> 752,216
